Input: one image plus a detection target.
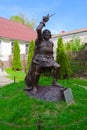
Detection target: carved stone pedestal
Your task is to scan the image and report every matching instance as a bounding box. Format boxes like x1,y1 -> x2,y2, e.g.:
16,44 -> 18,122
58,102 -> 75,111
25,85 -> 67,102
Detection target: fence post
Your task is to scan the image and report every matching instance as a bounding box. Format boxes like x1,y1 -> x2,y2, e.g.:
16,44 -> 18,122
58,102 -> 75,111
14,75 -> 15,83
37,114 -> 41,130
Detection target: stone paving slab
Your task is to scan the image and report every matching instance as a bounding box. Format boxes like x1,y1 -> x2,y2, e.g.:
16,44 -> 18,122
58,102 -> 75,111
0,70 -> 13,87
0,70 -> 8,76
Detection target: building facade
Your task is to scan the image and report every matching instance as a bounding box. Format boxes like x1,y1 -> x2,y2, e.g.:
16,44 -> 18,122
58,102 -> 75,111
52,28 -> 87,58
0,17 -> 36,69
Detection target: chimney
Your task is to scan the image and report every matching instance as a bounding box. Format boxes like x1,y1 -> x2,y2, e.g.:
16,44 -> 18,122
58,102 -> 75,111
61,30 -> 65,33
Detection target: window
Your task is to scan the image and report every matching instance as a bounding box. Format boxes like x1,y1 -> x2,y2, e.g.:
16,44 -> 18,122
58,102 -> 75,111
11,42 -> 14,53
25,43 -> 29,54
0,41 -> 2,56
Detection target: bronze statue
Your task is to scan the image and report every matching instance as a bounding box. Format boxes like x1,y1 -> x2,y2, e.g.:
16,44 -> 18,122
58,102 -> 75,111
25,14 -> 60,94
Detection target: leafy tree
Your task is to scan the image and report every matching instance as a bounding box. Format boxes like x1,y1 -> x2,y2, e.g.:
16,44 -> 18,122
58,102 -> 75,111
56,36 -> 72,79
65,41 -> 72,52
26,40 -> 35,70
12,40 -> 22,70
69,35 -> 84,52
65,35 -> 84,53
10,13 -> 36,29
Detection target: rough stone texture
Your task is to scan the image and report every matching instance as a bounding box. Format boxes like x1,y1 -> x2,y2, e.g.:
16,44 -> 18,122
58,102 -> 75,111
64,88 -> 74,104
25,85 -> 66,102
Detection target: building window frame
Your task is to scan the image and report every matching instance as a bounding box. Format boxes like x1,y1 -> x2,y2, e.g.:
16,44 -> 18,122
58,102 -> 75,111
25,43 -> 29,54
0,41 -> 2,56
11,42 -> 14,54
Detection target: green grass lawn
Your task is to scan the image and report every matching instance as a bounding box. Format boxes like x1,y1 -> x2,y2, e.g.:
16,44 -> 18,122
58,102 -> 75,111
5,68 -> 26,82
0,68 -> 87,130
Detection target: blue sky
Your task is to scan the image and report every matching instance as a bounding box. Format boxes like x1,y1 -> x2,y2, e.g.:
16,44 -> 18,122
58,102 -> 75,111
0,0 -> 87,34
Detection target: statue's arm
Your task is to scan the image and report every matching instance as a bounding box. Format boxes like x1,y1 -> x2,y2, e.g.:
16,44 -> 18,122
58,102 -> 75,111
36,15 -> 49,40
36,21 -> 45,40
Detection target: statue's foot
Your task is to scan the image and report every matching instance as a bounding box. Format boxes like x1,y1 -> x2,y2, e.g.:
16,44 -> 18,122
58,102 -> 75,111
52,82 -> 60,87
24,85 -> 32,91
52,82 -> 66,91
32,87 -> 38,95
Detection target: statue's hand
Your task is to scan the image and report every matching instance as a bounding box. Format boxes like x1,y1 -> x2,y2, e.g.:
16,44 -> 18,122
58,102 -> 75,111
43,14 -> 49,22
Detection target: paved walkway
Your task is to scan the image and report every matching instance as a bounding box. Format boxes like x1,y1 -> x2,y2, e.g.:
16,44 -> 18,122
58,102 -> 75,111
0,70 -> 13,87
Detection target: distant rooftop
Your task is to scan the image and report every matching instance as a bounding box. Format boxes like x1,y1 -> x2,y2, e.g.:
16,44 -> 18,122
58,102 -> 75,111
52,27 -> 87,38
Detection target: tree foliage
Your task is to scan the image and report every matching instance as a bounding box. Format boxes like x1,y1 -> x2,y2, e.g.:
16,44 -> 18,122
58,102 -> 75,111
65,35 -> 84,52
56,36 -> 72,79
10,13 -> 36,29
26,40 -> 35,70
12,40 -> 22,70
65,41 -> 72,52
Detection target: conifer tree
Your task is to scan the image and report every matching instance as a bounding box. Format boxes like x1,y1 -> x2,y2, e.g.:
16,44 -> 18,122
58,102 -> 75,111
12,40 -> 22,70
56,36 -> 72,79
26,40 -> 35,70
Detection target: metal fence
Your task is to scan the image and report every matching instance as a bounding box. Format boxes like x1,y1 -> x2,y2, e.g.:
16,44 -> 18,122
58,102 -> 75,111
0,114 -> 87,130
67,50 -> 87,77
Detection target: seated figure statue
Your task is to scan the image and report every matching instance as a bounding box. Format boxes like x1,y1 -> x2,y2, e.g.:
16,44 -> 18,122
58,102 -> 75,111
25,14 -> 60,94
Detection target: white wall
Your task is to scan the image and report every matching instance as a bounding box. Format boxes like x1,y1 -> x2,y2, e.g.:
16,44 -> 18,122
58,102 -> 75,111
51,31 -> 87,59
1,40 -> 11,61
62,32 -> 87,43
52,38 -> 57,59
0,39 -> 29,62
19,43 -> 26,54
52,31 -> 87,49
0,41 -> 2,56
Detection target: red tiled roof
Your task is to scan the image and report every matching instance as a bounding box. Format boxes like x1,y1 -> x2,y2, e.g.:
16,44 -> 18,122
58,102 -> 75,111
0,17 -> 37,42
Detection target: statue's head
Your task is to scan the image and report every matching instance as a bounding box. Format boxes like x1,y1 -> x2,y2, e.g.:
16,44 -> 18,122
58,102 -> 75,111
43,29 -> 51,40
